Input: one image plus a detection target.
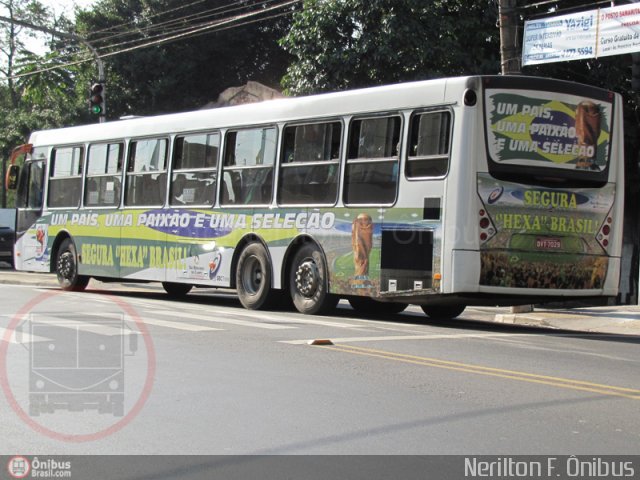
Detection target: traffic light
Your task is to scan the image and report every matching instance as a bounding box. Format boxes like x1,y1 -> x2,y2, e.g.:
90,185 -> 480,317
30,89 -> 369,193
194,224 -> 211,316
89,82 -> 105,116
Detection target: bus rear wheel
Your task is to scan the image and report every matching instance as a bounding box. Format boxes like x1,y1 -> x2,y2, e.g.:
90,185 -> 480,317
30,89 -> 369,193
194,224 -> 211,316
56,238 -> 89,291
162,282 -> 192,297
236,242 -> 275,310
421,304 -> 465,319
289,243 -> 338,315
348,297 -> 407,315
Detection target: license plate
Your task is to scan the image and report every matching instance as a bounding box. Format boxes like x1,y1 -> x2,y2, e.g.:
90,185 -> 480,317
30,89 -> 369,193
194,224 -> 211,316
536,238 -> 562,250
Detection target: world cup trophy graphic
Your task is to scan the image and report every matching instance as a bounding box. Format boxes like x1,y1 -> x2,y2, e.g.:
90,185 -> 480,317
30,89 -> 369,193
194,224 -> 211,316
352,213 -> 373,277
574,100 -> 601,170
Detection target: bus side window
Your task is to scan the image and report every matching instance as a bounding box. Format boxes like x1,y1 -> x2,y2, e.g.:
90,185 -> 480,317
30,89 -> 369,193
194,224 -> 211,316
221,127 -> 276,206
344,116 -> 401,205
170,132 -> 219,207
277,121 -> 341,205
406,111 -> 451,178
124,138 -> 168,207
48,146 -> 83,209
85,142 -> 123,207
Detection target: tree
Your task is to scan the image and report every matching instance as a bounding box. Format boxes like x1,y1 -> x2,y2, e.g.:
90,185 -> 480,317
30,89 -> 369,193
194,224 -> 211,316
0,0 -> 48,106
280,0 -> 500,95
74,0 -> 293,117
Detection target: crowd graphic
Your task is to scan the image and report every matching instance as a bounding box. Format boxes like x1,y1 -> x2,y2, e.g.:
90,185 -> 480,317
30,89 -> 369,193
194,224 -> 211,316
480,252 -> 607,289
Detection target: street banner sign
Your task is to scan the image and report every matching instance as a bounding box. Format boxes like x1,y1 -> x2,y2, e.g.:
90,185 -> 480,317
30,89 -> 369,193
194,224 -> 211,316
523,4 -> 640,66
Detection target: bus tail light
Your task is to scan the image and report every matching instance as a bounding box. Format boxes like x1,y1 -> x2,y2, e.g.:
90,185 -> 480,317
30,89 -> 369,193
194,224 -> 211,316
596,211 -> 614,252
478,206 -> 496,244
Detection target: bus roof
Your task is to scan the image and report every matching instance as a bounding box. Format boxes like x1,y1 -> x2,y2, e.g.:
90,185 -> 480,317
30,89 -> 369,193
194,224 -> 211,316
28,76 -> 476,146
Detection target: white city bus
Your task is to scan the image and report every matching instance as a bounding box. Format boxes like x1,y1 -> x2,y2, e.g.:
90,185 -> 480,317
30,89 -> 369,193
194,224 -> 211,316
6,75 -> 624,318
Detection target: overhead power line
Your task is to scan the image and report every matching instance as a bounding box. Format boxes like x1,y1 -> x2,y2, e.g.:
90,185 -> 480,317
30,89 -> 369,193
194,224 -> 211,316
86,0 -> 276,47
7,0 -> 301,80
86,0 -> 290,54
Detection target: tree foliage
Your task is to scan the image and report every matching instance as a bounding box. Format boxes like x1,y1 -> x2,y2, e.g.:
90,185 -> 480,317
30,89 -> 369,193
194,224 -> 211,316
74,0 -> 293,117
280,0 -> 500,95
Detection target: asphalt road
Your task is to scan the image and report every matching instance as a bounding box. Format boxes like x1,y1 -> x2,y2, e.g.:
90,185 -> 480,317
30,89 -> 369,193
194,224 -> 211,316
0,282 -> 639,456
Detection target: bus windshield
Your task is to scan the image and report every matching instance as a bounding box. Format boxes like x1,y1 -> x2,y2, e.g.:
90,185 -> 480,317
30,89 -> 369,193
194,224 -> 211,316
484,77 -> 614,185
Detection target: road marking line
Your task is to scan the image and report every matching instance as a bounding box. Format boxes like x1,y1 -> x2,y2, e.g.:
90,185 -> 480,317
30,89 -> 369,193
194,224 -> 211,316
81,309 -> 224,333
319,344 -> 640,400
137,317 -> 222,332
280,332 -> 522,345
153,310 -> 294,330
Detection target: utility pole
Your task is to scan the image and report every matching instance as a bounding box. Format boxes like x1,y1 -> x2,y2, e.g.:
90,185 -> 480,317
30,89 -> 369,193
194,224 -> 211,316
498,0 -> 521,75
0,15 -> 106,122
499,0 -> 530,314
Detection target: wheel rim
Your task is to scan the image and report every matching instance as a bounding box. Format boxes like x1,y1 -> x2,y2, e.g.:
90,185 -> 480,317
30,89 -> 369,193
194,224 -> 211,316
57,251 -> 75,281
295,258 -> 319,298
241,255 -> 263,295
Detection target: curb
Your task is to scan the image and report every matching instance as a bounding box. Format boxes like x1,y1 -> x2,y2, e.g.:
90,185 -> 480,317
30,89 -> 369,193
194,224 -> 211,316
494,311 -> 640,336
494,313 -> 553,327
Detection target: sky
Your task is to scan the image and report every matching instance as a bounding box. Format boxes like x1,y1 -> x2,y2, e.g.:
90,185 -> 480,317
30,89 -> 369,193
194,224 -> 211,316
18,0 -> 99,54
42,0 -> 98,17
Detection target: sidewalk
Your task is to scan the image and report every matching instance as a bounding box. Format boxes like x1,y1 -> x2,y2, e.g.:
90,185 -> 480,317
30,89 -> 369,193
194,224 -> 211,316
1,268 -> 640,336
494,306 -> 640,336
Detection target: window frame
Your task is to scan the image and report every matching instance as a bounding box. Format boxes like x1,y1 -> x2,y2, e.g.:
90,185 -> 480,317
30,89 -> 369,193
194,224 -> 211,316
343,113 -> 403,207
405,108 -> 453,180
220,125 -> 277,207
84,141 -> 125,208
124,136 -> 169,208
47,145 -> 85,210
277,119 -> 343,207
169,131 -> 220,208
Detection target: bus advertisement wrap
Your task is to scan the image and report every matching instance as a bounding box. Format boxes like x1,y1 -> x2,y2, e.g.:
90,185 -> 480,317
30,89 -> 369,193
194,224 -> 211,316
17,207 -> 441,297
485,89 -> 612,171
478,173 -> 615,289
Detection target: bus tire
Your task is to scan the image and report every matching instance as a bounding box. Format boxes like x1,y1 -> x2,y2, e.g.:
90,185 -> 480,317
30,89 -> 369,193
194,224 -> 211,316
162,282 -> 192,297
55,238 -> 89,291
236,242 -> 274,310
348,297 -> 407,315
421,304 -> 465,319
289,243 -> 338,315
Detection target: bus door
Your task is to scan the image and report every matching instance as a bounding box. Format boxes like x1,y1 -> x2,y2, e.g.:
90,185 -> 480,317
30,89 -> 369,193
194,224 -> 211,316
82,142 -> 126,279
121,137 -> 169,282
14,152 -> 47,271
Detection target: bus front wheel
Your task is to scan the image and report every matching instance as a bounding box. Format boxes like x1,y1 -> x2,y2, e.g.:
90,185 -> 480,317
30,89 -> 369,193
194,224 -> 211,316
56,238 -> 89,291
289,243 -> 338,315
421,304 -> 465,319
236,242 -> 274,310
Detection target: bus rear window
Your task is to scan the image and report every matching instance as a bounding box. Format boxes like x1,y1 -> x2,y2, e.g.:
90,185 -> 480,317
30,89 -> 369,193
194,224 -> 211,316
484,82 -> 614,185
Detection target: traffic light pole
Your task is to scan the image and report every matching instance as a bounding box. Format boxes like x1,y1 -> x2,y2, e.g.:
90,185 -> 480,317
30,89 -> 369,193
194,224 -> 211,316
0,15 -> 106,122
82,42 -> 106,123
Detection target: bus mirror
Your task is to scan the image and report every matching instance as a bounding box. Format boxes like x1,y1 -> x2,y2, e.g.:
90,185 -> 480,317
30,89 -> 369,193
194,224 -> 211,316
6,164 -> 19,190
